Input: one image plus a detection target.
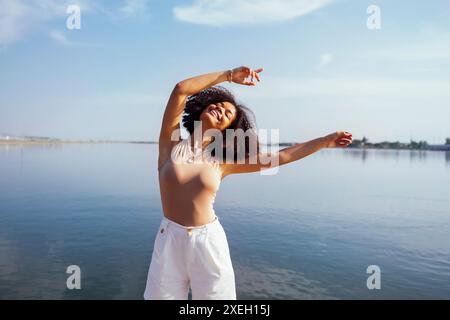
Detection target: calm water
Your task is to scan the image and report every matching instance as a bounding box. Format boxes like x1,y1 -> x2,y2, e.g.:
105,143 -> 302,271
0,144 -> 449,299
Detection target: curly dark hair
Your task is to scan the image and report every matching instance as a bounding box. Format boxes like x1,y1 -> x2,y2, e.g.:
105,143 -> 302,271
182,86 -> 260,162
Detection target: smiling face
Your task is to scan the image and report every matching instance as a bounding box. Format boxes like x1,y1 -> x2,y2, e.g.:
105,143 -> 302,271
200,101 -> 238,131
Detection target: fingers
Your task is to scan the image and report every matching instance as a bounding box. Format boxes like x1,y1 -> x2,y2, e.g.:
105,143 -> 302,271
336,137 -> 352,147
337,131 -> 352,141
234,66 -> 263,85
253,70 -> 260,82
327,130 -> 353,148
245,71 -> 259,85
249,68 -> 262,83
238,66 -> 263,73
336,130 -> 353,145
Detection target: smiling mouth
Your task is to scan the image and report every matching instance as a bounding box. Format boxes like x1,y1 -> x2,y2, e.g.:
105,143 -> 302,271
209,108 -> 220,122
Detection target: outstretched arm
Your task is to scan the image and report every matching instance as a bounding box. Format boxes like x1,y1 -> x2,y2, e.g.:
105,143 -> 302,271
220,131 -> 353,177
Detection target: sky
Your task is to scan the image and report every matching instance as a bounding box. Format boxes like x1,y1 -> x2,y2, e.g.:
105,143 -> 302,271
1,0 -> 449,144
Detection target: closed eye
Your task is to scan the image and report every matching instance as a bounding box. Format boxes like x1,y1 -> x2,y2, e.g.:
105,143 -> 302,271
219,103 -> 233,120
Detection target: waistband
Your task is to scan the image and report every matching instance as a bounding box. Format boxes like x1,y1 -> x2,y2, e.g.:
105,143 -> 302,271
162,215 -> 219,231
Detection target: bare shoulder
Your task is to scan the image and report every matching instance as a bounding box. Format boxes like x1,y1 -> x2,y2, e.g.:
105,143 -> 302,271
158,138 -> 183,170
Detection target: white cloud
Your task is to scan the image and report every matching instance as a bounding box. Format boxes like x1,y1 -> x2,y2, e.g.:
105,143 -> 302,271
0,0 -> 144,48
49,30 -> 72,46
34,0 -> 91,16
0,0 -> 91,47
119,0 -> 150,19
173,0 -> 334,26
0,0 -> 32,46
49,30 -> 68,45
48,30 -> 104,48
318,53 -> 333,68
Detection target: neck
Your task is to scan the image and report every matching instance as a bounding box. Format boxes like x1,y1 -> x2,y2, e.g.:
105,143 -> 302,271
189,127 -> 213,150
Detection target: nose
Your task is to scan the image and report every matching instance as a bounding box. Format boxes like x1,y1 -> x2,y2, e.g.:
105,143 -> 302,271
217,106 -> 225,120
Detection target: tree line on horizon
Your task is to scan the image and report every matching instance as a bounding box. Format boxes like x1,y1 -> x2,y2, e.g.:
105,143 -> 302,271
346,137 -> 450,150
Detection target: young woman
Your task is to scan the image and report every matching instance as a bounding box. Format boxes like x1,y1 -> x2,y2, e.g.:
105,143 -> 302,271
144,66 -> 353,300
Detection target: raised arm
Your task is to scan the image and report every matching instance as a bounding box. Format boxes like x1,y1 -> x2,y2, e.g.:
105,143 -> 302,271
220,131 -> 353,177
159,70 -> 229,145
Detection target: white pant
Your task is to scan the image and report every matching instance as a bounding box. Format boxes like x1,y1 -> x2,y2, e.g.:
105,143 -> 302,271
144,215 -> 236,300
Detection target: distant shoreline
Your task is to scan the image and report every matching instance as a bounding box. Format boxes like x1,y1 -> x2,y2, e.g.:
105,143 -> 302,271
0,140 -> 158,145
1,139 -> 449,151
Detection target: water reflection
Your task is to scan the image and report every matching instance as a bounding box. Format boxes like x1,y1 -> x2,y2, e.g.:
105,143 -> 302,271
1,144 -> 450,299
409,150 -> 428,163
342,147 -> 450,166
234,264 -> 336,299
2,144 -> 450,166
344,148 -> 369,163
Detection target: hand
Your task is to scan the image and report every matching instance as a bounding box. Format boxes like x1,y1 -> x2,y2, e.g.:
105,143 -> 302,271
324,131 -> 353,148
231,66 -> 263,86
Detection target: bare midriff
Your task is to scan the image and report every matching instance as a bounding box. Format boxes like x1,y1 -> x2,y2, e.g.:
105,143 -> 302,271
158,138 -> 222,227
